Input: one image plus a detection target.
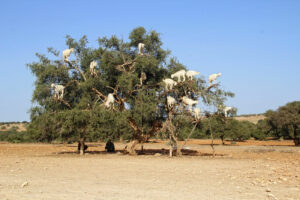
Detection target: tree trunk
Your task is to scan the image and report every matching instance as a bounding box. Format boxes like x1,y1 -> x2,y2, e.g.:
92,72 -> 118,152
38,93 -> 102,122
125,140 -> 139,155
79,126 -> 87,155
79,140 -> 85,155
169,133 -> 174,157
294,138 -> 300,146
220,135 -> 225,145
209,119 -> 215,157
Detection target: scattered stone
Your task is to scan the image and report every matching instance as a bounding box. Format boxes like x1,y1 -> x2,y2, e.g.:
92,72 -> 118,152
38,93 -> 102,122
21,181 -> 29,188
265,188 -> 271,192
154,153 -> 162,157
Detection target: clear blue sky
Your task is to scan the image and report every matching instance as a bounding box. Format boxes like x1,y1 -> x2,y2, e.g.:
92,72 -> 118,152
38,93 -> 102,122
0,0 -> 299,122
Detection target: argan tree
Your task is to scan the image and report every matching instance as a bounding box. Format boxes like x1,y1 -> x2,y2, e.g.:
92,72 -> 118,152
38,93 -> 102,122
27,27 -> 234,155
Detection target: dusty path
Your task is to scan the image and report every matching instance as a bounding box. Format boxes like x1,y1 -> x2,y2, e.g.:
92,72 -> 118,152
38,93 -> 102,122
0,141 -> 299,200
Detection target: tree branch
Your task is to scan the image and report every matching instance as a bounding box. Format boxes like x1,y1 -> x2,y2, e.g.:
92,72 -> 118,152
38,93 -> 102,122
66,60 -> 87,81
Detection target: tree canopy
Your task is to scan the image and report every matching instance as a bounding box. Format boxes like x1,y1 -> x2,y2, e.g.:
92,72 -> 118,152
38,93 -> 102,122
265,101 -> 300,145
27,27 -> 235,155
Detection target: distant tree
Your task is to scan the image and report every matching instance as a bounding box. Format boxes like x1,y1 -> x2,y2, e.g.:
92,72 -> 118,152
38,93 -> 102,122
265,101 -> 300,146
252,119 -> 271,140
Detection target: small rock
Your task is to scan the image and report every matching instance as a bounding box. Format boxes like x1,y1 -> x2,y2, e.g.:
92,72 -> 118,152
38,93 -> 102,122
21,181 -> 29,188
154,153 -> 162,157
116,152 -> 121,155
265,188 -> 271,192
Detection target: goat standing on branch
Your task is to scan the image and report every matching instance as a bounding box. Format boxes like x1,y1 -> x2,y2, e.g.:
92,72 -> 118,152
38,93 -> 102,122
186,70 -> 200,80
171,70 -> 186,82
182,96 -> 198,111
62,48 -> 74,62
163,78 -> 177,91
138,43 -> 145,55
167,96 -> 176,109
90,60 -> 98,76
223,106 -> 233,117
208,73 -> 221,86
51,83 -> 65,100
140,72 -> 147,86
104,93 -> 115,109
193,108 -> 201,120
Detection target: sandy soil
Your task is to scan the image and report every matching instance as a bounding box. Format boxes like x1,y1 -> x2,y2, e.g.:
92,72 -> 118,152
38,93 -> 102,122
234,115 -> 266,124
0,140 -> 299,200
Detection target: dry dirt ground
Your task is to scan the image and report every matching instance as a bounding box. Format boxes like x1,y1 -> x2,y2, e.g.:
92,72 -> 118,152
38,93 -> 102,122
0,140 -> 299,200
234,114 -> 266,124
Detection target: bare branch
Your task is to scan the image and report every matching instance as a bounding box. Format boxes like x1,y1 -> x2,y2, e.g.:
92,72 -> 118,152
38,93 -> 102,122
92,88 -> 107,100
66,60 -> 87,81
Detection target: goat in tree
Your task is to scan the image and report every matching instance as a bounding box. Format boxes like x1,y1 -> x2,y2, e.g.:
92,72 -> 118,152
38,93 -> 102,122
104,93 -> 115,109
186,70 -> 200,80
223,106 -> 233,117
208,73 -> 221,86
89,60 -> 97,76
51,83 -> 65,100
140,72 -> 147,86
167,96 -> 176,109
193,108 -> 201,120
138,43 -> 145,55
163,78 -> 177,91
171,70 -> 186,82
182,96 -> 198,111
62,48 -> 75,62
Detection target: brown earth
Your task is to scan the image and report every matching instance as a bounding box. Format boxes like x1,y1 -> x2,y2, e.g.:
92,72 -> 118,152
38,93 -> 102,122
0,140 -> 299,200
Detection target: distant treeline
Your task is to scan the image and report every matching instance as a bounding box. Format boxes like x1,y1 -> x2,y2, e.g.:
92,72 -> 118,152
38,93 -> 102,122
0,121 -> 29,125
0,117 -> 283,144
236,113 -> 264,117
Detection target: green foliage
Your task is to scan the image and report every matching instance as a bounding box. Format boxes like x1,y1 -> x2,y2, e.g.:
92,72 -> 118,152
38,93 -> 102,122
265,101 -> 300,145
27,27 -> 171,144
252,119 -> 271,140
89,107 -> 131,142
173,115 -> 195,141
200,117 -> 255,141
225,120 -> 253,141
1,125 -> 6,130
0,127 -> 31,143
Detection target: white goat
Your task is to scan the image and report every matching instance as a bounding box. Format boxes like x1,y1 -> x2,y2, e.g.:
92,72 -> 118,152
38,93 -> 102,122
186,70 -> 200,80
167,96 -> 176,109
90,60 -> 97,76
51,83 -> 65,100
138,43 -> 145,55
104,93 -> 115,109
193,108 -> 201,120
223,106 -> 233,117
182,96 -> 198,111
208,73 -> 221,85
171,70 -> 186,82
62,48 -> 74,62
163,78 -> 177,91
